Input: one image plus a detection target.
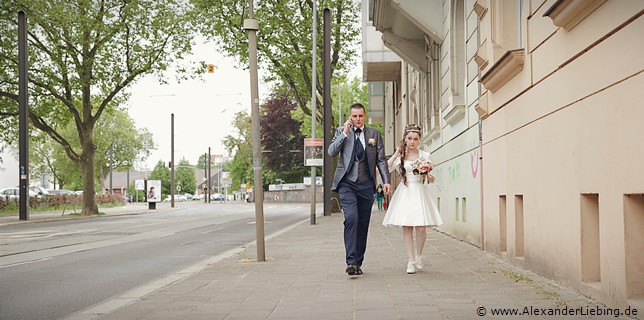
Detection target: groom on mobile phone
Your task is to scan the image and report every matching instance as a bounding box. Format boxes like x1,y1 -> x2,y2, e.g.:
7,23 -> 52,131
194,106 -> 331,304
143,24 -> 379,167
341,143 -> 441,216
328,103 -> 391,276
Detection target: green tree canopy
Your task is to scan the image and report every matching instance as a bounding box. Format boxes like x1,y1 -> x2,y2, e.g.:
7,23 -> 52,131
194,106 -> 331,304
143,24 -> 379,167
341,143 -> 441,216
292,76 -> 376,138
192,0 -> 361,124
175,159 -> 196,195
23,109 -> 154,191
0,1 -> 199,213
223,110 -> 253,191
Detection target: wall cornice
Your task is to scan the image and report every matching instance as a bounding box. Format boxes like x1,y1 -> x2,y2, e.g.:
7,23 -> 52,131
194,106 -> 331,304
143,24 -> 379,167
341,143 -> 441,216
480,49 -> 525,93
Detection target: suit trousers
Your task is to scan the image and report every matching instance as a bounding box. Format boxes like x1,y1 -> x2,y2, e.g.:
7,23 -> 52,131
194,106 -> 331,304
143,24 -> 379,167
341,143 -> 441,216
338,178 -> 375,266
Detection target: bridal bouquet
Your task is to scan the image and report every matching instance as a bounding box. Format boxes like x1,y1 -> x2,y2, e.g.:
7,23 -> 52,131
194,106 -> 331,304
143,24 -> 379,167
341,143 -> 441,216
411,158 -> 433,183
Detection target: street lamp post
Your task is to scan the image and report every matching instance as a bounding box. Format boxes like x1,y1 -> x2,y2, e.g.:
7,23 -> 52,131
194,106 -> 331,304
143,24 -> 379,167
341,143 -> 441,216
244,0 -> 265,262
170,113 -> 175,208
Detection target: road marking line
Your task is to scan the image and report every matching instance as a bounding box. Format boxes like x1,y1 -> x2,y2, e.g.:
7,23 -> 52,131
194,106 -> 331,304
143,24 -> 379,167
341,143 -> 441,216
0,257 -> 52,269
147,233 -> 174,239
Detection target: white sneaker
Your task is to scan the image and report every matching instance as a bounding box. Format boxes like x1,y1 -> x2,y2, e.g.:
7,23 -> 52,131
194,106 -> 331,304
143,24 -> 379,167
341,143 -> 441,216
415,255 -> 424,270
406,261 -> 416,274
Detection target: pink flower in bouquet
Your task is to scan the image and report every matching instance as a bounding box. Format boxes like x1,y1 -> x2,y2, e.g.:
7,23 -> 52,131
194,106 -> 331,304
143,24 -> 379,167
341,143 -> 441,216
411,158 -> 433,183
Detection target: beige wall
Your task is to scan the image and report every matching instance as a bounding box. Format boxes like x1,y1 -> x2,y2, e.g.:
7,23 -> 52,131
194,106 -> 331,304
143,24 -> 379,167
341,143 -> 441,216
366,0 -> 643,311
479,0 -> 644,310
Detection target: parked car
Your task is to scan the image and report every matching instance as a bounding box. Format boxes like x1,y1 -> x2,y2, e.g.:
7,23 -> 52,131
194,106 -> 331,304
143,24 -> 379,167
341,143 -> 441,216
0,187 -> 38,200
164,194 -> 187,202
47,189 -> 76,196
210,193 -> 225,201
28,186 -> 50,198
192,194 -> 204,201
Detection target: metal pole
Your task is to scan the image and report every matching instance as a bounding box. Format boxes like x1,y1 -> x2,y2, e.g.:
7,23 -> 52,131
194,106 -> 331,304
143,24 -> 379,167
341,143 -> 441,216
109,144 -> 114,195
208,147 -> 211,203
171,113 -> 175,208
204,153 -> 208,203
323,8 -> 332,216
310,0 -> 317,225
244,0 -> 265,261
18,11 -> 29,221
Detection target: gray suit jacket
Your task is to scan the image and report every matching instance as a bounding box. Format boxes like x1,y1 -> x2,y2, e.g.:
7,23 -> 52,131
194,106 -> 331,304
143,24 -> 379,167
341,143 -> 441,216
328,126 -> 390,192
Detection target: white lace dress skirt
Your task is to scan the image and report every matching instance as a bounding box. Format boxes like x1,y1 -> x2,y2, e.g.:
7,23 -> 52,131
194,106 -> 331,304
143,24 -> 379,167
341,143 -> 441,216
382,163 -> 443,227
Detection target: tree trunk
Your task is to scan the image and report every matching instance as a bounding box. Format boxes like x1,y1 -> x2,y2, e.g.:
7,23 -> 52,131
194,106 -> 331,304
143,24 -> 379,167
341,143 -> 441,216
80,132 -> 99,214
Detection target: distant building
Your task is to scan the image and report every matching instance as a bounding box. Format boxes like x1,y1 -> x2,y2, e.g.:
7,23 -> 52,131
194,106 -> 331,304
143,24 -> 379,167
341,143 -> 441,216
101,170 -> 150,195
102,167 -> 224,196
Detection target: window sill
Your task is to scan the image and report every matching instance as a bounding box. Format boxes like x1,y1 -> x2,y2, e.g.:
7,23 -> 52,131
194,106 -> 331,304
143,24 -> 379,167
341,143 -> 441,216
543,0 -> 607,31
480,49 -> 525,93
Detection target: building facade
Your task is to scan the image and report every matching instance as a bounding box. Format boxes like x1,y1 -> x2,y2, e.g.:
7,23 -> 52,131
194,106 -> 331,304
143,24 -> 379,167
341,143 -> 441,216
363,0 -> 483,246
363,0 -> 644,311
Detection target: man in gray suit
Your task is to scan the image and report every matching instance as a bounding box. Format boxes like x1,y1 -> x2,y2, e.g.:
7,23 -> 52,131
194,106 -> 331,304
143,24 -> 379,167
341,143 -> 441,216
328,103 -> 391,276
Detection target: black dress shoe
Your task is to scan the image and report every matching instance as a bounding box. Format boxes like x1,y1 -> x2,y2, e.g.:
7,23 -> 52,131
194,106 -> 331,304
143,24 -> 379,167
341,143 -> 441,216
345,265 -> 357,275
355,265 -> 363,275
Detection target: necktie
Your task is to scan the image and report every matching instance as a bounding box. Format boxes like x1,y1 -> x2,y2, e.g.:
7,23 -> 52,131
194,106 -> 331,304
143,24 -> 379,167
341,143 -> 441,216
354,128 -> 364,160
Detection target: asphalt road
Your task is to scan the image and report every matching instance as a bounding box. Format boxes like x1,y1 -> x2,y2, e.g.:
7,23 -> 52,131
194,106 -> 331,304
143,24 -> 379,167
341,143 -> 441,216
0,202 -> 315,320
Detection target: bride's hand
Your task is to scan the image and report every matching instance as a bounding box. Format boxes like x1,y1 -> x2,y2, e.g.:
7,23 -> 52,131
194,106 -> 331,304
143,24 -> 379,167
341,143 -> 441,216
396,142 -> 405,157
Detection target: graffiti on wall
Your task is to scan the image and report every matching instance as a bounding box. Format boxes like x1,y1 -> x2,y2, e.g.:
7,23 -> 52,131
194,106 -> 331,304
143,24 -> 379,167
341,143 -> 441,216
448,162 -> 460,184
471,149 -> 479,178
432,146 -> 480,191
433,167 -> 444,191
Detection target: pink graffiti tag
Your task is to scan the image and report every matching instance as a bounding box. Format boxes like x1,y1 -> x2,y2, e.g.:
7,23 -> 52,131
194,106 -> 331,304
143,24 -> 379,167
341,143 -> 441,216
471,150 -> 479,178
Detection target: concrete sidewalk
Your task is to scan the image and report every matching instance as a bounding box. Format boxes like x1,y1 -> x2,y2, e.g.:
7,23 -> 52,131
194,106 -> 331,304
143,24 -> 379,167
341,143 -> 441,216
64,209 -> 630,320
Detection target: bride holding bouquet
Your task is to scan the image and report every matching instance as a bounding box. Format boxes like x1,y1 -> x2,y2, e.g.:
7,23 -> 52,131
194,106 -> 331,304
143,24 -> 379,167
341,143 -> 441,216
382,124 -> 443,274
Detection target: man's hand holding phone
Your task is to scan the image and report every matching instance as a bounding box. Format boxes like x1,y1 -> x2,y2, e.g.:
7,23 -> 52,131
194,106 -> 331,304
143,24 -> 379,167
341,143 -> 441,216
343,118 -> 353,135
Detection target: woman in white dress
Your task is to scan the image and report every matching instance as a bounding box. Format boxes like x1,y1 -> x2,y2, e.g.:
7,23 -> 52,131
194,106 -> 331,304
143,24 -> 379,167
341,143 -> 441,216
382,124 -> 443,274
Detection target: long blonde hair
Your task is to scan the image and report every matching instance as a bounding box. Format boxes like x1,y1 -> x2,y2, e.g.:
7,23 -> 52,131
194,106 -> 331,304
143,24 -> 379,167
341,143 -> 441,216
398,124 -> 422,186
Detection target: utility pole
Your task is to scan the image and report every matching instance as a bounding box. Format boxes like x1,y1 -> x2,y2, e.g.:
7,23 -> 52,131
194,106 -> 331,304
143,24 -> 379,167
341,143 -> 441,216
171,113 -> 175,208
310,0 -> 317,225
208,147 -> 212,203
244,0 -> 265,261
323,8 -> 332,216
18,11 -> 29,221
109,144 -> 114,195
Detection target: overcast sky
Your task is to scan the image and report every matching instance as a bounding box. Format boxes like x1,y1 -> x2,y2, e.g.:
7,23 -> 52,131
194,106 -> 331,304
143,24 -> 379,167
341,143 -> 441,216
127,38 -> 267,170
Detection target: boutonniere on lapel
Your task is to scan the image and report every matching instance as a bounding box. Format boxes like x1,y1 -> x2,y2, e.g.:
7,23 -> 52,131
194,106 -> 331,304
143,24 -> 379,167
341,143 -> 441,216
368,138 -> 376,147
